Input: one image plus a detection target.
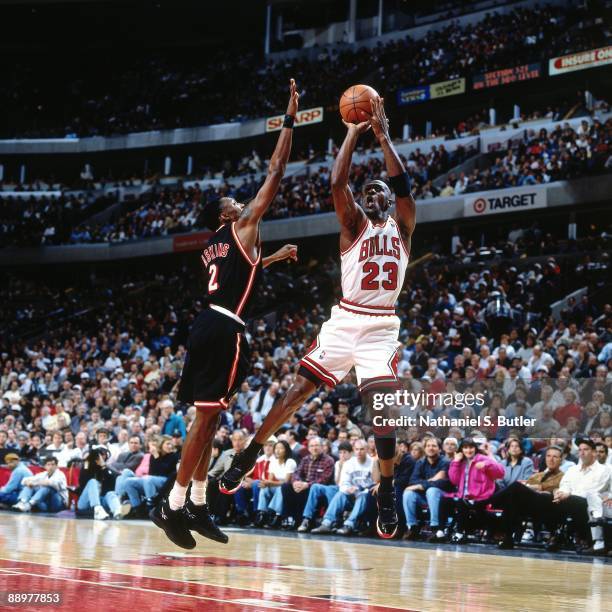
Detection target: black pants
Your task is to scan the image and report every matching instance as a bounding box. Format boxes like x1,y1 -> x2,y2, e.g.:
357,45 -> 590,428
207,476 -> 233,522
551,495 -> 590,541
281,482 -> 309,521
490,482 -> 555,538
443,497 -> 490,533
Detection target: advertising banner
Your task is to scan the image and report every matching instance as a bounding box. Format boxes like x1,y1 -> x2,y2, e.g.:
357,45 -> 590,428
397,86 -> 429,106
464,184 -> 547,217
429,78 -> 466,99
265,107 -> 323,132
549,46 -> 612,76
472,63 -> 541,90
173,231 -> 212,252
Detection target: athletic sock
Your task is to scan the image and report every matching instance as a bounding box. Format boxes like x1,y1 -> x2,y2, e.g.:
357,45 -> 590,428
242,441 -> 264,465
379,475 -> 394,493
168,482 -> 188,511
190,480 -> 207,506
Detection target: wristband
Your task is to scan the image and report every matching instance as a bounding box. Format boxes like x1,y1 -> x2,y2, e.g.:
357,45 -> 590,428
389,172 -> 412,198
283,114 -> 295,129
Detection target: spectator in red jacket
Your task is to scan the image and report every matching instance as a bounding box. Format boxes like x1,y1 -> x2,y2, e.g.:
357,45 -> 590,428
445,438 -> 505,541
554,389 -> 582,427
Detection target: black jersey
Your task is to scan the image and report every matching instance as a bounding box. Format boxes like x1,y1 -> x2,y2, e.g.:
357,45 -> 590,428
200,222 -> 262,319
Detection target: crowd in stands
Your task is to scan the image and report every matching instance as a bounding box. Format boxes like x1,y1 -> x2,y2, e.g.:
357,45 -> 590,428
0,192 -> 118,247
0,226 -> 611,553
1,4 -> 607,137
435,117 -> 612,198
8,113 -> 607,246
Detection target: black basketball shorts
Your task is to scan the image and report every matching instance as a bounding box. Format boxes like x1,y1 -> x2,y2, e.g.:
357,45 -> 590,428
177,308 -> 250,408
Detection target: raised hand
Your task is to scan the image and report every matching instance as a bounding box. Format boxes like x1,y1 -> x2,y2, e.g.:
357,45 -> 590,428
342,118 -> 371,134
286,78 -> 299,117
369,96 -> 390,140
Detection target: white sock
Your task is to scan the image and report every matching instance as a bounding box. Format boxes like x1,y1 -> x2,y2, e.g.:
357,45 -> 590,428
190,480 -> 207,506
168,483 -> 188,511
591,525 -> 603,542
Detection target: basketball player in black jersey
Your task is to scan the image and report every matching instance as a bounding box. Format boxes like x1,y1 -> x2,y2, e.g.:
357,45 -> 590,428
150,79 -> 299,549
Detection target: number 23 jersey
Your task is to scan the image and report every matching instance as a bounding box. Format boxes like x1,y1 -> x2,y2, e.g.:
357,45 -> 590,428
340,216 -> 409,314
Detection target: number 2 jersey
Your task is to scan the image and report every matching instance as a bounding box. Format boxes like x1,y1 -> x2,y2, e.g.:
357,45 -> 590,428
339,215 -> 409,315
200,222 -> 262,322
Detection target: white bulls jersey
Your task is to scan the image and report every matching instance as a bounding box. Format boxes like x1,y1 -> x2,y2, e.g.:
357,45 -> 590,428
298,214 -> 409,391
339,216 -> 409,315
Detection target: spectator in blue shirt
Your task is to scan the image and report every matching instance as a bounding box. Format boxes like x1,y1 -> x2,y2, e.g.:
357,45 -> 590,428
498,437 -> 534,488
597,342 -> 612,364
0,453 -> 33,507
403,437 -> 451,542
160,400 -> 186,440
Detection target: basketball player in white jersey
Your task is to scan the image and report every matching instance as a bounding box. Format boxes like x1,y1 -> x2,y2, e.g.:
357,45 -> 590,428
220,96 -> 416,538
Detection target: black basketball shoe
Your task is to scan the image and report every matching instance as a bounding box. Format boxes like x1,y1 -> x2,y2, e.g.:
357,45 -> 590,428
149,498 -> 196,550
218,450 -> 256,495
376,489 -> 399,539
184,500 -> 229,544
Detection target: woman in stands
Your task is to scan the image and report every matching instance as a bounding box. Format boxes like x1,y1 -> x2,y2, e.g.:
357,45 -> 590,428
445,438 -> 505,542
499,437 -> 534,488
123,436 -> 179,514
255,440 -> 296,529
76,448 -> 129,520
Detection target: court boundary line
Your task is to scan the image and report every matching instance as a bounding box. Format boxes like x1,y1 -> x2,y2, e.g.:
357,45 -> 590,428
0,567 -> 282,610
0,558 -> 413,612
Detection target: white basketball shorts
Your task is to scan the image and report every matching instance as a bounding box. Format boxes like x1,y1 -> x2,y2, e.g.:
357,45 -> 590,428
298,302 -> 401,392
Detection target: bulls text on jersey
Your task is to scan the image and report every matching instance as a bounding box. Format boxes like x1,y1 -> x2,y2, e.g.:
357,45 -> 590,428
340,217 -> 409,311
358,235 -> 401,262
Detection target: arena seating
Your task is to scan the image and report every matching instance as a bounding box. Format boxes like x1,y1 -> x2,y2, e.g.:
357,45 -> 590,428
0,4 -> 607,137
1,226 -> 610,551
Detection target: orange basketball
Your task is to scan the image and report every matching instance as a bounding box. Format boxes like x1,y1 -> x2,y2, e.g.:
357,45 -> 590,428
339,84 -> 379,124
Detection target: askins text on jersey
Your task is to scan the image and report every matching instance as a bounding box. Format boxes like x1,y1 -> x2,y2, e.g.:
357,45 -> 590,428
200,222 -> 262,322
339,216 -> 409,315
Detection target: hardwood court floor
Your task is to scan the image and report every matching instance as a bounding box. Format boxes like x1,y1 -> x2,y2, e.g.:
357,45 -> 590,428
0,513 -> 610,611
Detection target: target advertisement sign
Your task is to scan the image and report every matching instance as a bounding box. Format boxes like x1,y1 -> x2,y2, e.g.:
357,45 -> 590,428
464,185 -> 547,217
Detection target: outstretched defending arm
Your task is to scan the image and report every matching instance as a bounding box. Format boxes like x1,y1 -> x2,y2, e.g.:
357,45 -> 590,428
369,96 -> 416,249
235,79 -> 299,247
331,120 -> 370,252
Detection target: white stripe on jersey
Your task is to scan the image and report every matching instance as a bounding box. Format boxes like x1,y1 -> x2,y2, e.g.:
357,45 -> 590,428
340,216 -> 409,310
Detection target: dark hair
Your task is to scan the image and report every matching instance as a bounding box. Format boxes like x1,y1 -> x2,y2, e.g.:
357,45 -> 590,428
274,440 -> 292,463
576,437 -> 596,450
199,199 -> 223,230
83,447 -> 106,478
338,441 -> 353,453
44,456 -> 58,465
505,437 -> 524,465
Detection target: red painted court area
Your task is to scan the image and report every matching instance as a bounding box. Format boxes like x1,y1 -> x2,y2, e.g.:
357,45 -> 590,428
0,559 -> 407,612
